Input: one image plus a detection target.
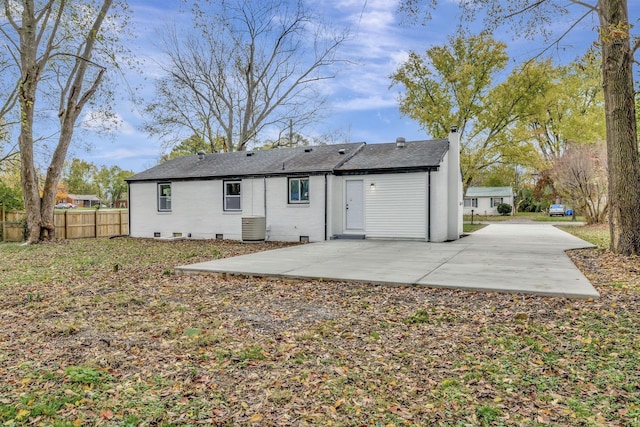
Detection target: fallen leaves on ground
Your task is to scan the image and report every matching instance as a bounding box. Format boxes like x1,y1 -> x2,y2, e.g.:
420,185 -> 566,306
0,237 -> 638,426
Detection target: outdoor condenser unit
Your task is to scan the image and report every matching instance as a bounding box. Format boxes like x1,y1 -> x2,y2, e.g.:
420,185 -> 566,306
241,216 -> 266,242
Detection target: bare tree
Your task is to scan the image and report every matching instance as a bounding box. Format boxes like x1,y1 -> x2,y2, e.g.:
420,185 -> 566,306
552,142 -> 608,224
1,0 -> 124,243
399,0 -> 640,255
144,0 -> 348,152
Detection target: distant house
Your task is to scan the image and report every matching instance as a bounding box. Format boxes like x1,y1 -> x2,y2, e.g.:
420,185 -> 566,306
464,187 -> 514,216
114,194 -> 128,209
67,194 -> 101,208
126,128 -> 463,243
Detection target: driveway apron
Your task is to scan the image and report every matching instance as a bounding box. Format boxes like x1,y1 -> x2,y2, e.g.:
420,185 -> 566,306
176,223 -> 599,299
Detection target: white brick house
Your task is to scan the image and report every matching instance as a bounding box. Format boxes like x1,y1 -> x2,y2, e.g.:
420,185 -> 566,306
127,129 -> 463,242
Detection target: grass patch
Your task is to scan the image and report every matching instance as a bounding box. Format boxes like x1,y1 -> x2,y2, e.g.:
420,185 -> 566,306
463,212 -> 586,223
533,215 -> 585,222
463,223 -> 486,233
559,223 -> 610,249
64,365 -> 112,385
404,308 -> 431,324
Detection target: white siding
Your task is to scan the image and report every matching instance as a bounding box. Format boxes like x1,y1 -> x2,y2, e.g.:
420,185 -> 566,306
265,175 -> 326,242
363,173 -> 427,239
328,170 -> 451,241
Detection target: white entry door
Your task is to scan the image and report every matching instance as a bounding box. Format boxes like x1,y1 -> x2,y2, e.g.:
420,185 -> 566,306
345,180 -> 364,230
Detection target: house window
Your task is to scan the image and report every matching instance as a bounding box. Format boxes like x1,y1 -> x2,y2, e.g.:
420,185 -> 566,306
490,197 -> 504,208
464,197 -> 478,208
158,183 -> 172,211
289,177 -> 309,204
224,181 -> 241,211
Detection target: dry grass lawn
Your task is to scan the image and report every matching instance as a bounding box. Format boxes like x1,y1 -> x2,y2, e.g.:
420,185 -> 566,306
0,228 -> 638,426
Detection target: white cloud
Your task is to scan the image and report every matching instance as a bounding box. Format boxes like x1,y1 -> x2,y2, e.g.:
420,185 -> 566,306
93,146 -> 159,161
333,94 -> 398,112
81,110 -> 136,136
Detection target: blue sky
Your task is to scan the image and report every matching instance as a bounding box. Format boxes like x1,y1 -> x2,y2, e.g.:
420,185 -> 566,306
73,0 -> 637,172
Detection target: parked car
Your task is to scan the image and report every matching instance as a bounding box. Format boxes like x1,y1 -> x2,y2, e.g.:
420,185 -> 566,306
548,204 -> 565,217
54,202 -> 76,209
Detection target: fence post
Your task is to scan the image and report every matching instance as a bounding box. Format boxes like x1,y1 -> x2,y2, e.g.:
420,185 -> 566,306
95,209 -> 98,238
1,202 -> 4,242
64,209 -> 68,240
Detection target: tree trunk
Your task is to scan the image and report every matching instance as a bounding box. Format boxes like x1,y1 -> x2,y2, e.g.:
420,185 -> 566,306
19,131 -> 43,244
599,0 -> 640,255
17,1 -> 44,244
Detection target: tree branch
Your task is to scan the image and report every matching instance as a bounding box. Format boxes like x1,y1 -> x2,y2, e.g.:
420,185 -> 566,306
502,0 -> 550,20
632,37 -> 640,55
568,0 -> 598,11
48,52 -> 107,72
36,0 -> 60,57
523,9 -> 593,65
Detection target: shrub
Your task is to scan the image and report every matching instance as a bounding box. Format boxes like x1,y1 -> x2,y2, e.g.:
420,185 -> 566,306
497,203 -> 512,215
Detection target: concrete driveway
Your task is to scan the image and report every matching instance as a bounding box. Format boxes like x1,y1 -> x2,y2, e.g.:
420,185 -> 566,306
176,223 -> 599,299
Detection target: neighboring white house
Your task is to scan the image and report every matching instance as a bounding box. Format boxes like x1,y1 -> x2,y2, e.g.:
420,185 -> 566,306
464,186 -> 514,216
126,128 -> 463,243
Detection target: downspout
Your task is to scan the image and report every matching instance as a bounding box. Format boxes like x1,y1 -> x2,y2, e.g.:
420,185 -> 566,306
263,176 -> 268,241
127,181 -> 131,237
427,170 -> 431,242
324,173 -> 328,241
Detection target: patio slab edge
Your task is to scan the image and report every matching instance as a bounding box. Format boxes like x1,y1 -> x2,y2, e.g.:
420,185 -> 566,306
174,266 -> 600,299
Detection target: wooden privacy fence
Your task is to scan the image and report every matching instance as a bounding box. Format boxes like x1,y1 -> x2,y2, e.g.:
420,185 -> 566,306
1,210 -> 26,242
1,209 -> 128,242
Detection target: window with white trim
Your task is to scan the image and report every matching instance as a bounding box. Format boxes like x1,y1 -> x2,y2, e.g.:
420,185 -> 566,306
158,183 -> 172,211
464,197 -> 478,208
490,197 -> 504,207
288,177 -> 309,204
224,181 -> 241,211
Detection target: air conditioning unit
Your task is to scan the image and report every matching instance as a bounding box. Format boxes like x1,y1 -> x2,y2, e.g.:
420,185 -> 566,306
242,216 -> 266,242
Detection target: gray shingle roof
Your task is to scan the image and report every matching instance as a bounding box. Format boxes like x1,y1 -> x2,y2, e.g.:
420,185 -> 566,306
127,139 -> 449,182
465,186 -> 513,197
335,139 -> 448,172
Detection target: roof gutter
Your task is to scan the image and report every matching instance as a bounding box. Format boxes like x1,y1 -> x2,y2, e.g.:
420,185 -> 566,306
334,165 -> 440,176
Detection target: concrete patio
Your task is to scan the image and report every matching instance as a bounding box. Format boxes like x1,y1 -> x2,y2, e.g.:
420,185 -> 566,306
176,223 -> 600,299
